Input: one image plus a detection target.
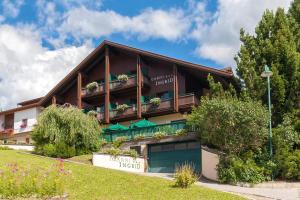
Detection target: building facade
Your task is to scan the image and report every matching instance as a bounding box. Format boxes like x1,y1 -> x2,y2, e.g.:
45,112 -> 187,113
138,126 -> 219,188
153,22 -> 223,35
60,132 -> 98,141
0,98 -> 42,144
0,41 -> 234,173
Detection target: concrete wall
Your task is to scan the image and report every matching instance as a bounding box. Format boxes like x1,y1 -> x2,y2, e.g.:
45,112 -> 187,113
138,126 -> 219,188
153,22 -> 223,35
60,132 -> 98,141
14,107 -> 40,134
93,153 -> 145,173
201,147 -> 219,181
0,144 -> 34,151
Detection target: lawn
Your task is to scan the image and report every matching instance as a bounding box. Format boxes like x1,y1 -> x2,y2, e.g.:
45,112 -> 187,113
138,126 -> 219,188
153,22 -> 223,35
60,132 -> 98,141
0,150 -> 245,200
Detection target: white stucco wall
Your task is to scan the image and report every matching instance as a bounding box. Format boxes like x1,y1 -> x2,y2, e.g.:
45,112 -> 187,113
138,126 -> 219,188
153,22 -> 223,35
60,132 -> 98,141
13,107 -> 40,134
0,115 -> 4,131
201,147 -> 220,181
93,153 -> 145,173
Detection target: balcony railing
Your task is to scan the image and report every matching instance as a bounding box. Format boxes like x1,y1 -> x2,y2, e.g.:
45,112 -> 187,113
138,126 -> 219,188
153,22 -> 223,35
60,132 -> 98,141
110,75 -> 137,91
82,83 -> 104,97
110,105 -> 136,120
179,93 -> 199,109
142,99 -> 173,114
102,121 -> 197,142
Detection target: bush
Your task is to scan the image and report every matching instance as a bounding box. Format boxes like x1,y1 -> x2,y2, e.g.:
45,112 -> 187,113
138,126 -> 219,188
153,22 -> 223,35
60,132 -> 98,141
150,97 -> 161,106
280,150 -> 300,180
133,135 -> 145,141
174,163 -> 198,188
175,129 -> 187,136
0,161 -> 69,199
32,105 -> 101,158
116,104 -> 129,112
187,97 -> 268,154
153,131 -> 166,140
112,136 -> 127,148
86,82 -> 98,93
218,154 -> 268,184
101,148 -> 138,158
117,74 -> 129,82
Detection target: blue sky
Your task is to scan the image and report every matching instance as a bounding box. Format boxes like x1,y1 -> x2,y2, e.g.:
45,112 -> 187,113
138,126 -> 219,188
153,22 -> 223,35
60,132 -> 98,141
0,0 -> 292,109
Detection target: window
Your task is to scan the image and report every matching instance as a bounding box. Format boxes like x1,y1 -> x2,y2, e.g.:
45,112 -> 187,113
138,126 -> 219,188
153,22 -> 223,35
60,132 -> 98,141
20,119 -> 28,128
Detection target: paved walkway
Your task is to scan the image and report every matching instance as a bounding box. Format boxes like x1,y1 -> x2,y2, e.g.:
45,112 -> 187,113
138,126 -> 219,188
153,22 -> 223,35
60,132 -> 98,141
142,173 -> 300,200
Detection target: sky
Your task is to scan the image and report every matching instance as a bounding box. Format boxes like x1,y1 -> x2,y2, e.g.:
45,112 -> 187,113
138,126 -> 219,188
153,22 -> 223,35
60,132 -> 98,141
0,0 -> 293,110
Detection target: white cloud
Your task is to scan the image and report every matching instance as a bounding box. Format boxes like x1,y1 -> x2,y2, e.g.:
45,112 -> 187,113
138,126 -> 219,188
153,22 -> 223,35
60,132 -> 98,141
1,0 -> 24,19
191,0 -> 292,67
0,25 -> 92,110
59,6 -> 190,42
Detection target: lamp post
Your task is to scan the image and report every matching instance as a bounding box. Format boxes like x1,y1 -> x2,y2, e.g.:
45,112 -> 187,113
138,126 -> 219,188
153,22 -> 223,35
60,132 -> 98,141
261,65 -> 273,157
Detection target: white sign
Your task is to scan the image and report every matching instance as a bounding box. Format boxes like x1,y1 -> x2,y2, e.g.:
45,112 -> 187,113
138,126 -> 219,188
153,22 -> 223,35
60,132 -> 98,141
93,153 -> 145,173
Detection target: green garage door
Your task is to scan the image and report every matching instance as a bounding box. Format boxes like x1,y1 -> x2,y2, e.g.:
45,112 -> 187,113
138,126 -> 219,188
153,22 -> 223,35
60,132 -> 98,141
148,141 -> 201,173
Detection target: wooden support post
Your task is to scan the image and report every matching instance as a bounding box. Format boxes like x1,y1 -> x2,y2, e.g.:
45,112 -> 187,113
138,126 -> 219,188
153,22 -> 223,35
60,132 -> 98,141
137,55 -> 142,118
173,64 -> 179,112
52,96 -> 56,105
77,72 -> 82,109
105,47 -> 110,123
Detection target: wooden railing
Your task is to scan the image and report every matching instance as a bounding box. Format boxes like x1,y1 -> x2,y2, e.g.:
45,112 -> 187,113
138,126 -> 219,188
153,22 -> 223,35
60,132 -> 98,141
81,83 -> 104,97
110,75 -> 137,91
179,93 -> 199,108
142,99 -> 173,114
109,105 -> 136,120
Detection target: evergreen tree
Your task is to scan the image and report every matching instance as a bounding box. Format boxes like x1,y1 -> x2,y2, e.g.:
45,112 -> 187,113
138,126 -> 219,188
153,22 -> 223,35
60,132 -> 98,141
235,5 -> 300,124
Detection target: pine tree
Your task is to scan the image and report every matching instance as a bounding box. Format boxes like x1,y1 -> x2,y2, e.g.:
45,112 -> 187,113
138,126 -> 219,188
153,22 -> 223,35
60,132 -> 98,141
235,5 -> 300,124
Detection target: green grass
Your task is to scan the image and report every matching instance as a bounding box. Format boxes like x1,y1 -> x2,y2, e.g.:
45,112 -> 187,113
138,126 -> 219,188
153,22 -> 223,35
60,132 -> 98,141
0,150 -> 246,200
68,154 -> 93,165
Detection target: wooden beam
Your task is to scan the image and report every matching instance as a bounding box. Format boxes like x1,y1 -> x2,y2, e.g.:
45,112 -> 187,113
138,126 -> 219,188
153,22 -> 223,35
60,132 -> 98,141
137,55 -> 142,118
52,96 -> 56,105
77,72 -> 82,108
173,64 -> 179,112
104,47 -> 110,123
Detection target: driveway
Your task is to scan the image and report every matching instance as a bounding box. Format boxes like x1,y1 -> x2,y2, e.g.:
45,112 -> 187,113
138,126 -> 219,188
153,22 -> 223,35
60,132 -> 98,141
142,173 -> 300,200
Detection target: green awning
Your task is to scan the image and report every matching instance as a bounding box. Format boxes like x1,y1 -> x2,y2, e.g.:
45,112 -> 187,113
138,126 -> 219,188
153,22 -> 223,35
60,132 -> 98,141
129,119 -> 156,128
103,123 -> 129,132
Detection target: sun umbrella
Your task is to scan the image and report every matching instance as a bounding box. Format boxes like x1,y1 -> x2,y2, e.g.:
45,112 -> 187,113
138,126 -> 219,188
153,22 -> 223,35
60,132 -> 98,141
129,119 -> 156,128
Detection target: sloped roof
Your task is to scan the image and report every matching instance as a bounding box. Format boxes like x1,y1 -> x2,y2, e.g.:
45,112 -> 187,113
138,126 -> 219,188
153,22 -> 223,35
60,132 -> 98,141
39,40 -> 234,105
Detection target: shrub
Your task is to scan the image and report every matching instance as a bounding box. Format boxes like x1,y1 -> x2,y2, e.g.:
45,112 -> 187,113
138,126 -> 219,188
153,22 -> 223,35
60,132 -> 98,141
153,131 -> 166,140
175,129 -> 187,136
150,97 -> 161,106
218,155 -> 267,184
174,163 -> 198,188
117,74 -> 129,82
0,161 -> 69,199
281,150 -> 300,180
133,134 -> 145,141
116,104 -> 129,112
101,148 -> 138,158
32,105 -> 101,158
187,97 -> 268,154
112,136 -> 127,148
86,82 -> 98,93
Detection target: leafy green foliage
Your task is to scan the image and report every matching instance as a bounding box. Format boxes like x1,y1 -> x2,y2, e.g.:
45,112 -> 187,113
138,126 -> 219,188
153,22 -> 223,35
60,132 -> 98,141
116,104 -> 129,112
112,136 -> 127,148
236,7 -> 300,124
174,163 -> 198,188
32,105 -> 101,158
0,146 -> 12,150
150,97 -> 161,106
187,97 -> 268,155
86,82 -> 98,93
117,74 -> 129,82
101,148 -> 138,158
0,161 -> 69,198
153,131 -> 166,140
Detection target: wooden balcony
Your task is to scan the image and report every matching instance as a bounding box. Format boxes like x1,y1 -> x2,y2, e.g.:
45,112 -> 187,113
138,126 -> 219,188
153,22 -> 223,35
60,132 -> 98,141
82,84 -> 104,98
179,93 -> 199,110
110,75 -> 137,92
142,99 -> 173,116
97,112 -> 105,122
110,105 -> 137,121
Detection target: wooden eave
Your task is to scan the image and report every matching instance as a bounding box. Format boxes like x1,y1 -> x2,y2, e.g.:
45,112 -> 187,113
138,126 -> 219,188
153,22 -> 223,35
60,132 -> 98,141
39,40 -> 234,106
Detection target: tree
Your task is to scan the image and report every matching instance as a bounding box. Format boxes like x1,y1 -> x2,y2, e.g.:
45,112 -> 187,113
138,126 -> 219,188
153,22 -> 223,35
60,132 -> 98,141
235,6 -> 300,124
32,105 -> 101,158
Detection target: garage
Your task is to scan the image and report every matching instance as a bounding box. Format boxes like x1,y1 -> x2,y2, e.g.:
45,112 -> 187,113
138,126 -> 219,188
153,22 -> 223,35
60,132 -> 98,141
148,141 -> 201,173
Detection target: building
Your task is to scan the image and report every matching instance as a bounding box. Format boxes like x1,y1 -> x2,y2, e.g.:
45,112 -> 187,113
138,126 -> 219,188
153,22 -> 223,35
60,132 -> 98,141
0,40 -> 234,173
0,97 -> 42,144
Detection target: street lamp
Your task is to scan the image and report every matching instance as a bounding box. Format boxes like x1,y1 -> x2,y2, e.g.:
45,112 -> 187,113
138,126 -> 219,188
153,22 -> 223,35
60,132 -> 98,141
261,65 -> 273,157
